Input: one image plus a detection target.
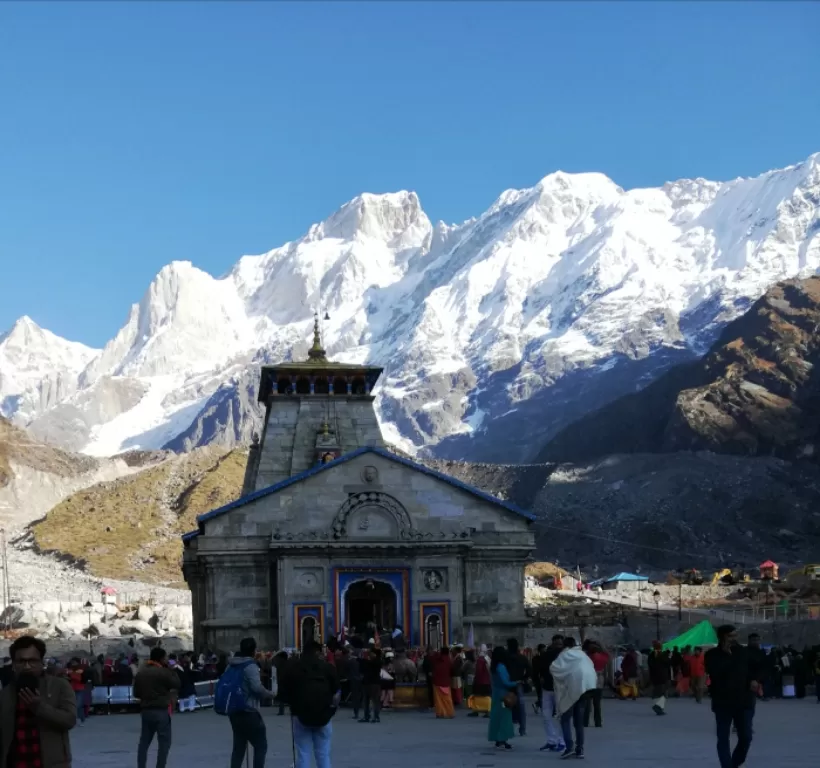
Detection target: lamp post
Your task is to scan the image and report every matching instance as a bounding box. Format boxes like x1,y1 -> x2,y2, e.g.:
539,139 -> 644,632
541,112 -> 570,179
84,601 -> 94,655
678,580 -> 683,621
653,590 -> 661,641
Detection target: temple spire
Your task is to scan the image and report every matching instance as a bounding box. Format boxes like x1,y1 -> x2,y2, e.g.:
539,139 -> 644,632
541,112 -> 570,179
307,310 -> 327,362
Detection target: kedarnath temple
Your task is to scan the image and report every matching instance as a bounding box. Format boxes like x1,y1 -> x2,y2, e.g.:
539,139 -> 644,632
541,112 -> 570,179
182,316 -> 535,652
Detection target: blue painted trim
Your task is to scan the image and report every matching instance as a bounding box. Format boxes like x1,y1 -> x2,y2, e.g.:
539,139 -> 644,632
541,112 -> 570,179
184,446 -> 534,540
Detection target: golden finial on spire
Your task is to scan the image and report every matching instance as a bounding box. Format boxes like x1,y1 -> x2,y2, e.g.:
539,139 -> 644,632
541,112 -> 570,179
307,310 -> 327,361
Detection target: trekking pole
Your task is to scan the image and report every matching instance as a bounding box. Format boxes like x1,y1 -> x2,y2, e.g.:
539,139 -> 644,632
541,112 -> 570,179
290,714 -> 297,768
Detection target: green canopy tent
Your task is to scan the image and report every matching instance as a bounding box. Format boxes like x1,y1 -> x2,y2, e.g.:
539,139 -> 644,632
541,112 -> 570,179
662,620 -> 718,651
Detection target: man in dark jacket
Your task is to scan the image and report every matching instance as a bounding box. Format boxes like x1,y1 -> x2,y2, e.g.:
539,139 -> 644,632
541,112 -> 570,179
506,637 -> 532,736
0,636 -> 76,768
648,642 -> 671,716
133,647 -> 180,768
281,640 -> 340,768
533,635 -> 564,752
272,651 -> 289,715
705,626 -> 761,768
358,648 -> 382,723
227,637 -> 275,768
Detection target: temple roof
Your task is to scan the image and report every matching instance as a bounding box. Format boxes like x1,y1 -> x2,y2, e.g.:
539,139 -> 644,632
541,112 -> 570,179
257,312 -> 383,400
181,446 -> 535,542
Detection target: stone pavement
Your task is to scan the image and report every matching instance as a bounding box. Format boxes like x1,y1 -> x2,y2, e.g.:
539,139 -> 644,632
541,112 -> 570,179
74,697 -> 816,767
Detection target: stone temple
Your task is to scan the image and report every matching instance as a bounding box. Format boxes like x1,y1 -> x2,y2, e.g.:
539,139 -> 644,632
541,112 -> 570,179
182,317 -> 535,652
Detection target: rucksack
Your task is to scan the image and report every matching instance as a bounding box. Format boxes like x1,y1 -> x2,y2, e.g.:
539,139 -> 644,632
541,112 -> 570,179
290,659 -> 336,728
214,660 -> 253,716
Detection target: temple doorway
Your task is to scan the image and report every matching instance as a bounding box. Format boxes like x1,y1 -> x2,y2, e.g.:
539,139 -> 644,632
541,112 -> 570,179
345,579 -> 397,636
300,616 -> 318,648
424,614 -> 443,650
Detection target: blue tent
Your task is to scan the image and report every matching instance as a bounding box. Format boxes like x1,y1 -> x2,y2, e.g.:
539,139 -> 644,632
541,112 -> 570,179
588,572 -> 649,587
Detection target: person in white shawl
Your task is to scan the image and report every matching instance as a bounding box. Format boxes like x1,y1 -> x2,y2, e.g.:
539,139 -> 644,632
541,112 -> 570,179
549,638 -> 597,760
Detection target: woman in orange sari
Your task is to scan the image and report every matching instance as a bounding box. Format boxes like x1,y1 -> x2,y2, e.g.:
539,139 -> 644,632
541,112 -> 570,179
431,646 -> 455,718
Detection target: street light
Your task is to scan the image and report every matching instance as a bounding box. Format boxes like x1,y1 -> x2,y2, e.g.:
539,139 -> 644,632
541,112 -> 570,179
678,579 -> 683,621
84,601 -> 94,655
653,590 -> 661,641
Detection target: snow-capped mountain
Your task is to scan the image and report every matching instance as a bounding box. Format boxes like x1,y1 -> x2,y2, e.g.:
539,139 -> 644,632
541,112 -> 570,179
0,317 -> 99,425
2,154 -> 819,461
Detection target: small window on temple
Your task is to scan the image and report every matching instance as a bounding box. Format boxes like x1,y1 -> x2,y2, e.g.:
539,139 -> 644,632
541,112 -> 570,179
333,376 -> 348,395
314,377 -> 330,395
276,378 -> 291,394
351,377 -> 366,395
296,377 -> 311,395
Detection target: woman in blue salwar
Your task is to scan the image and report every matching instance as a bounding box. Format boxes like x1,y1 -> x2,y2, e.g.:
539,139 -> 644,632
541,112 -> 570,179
488,646 -> 517,749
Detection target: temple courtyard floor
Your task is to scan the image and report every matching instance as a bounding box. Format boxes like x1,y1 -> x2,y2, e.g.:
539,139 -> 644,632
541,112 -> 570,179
75,697 -> 816,767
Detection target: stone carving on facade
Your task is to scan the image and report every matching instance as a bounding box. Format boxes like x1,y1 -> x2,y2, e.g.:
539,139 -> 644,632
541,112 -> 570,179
361,465 -> 378,484
423,569 -> 444,590
331,492 -> 413,540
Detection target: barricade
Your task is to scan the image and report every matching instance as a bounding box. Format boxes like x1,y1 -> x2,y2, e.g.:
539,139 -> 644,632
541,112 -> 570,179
88,681 -> 217,715
193,680 -> 216,709
89,686 -> 140,715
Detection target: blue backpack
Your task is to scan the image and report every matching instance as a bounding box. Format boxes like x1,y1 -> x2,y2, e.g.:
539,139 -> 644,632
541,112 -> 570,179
214,661 -> 253,716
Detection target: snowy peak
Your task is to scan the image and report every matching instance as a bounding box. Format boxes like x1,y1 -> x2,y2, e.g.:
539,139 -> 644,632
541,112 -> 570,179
0,316 -> 99,422
309,190 -> 430,245
2,151 -> 819,459
0,315 -> 98,378
102,261 -> 255,379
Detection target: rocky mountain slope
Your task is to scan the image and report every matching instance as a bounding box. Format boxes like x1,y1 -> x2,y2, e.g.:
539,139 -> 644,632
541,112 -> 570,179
2,154 -> 819,463
0,415 -> 158,529
28,442 -> 820,584
427,452 -> 820,574
30,446 -> 248,587
538,276 -> 820,463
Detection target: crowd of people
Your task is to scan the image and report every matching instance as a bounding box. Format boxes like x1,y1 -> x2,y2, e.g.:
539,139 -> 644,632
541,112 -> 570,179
0,626 -> 817,768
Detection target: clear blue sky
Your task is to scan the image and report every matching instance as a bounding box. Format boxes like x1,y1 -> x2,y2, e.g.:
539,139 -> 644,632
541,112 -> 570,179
1,1 -> 818,348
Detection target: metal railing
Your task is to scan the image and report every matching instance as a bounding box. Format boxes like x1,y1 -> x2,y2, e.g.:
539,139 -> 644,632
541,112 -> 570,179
585,591 -> 820,625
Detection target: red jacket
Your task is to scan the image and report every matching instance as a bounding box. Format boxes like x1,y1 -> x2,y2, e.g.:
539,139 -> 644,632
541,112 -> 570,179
67,669 -> 86,692
474,656 -> 491,687
589,650 -> 610,673
431,652 -> 453,687
688,653 -> 706,677
621,652 -> 638,679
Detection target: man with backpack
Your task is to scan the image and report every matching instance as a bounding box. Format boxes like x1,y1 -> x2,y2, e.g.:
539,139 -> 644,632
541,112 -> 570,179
281,640 -> 340,768
216,637 -> 275,768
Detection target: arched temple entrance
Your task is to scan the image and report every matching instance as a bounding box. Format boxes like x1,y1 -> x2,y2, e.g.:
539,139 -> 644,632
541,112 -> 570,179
344,579 -> 397,636
424,613 -> 443,650
300,615 -> 319,648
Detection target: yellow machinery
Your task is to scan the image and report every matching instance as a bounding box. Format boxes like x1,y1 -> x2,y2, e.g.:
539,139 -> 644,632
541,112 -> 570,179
711,568 -> 752,586
712,568 -> 732,585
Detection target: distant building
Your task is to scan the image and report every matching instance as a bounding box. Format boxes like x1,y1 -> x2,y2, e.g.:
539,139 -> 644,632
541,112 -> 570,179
182,316 -> 535,652
759,560 -> 779,581
588,572 -> 649,594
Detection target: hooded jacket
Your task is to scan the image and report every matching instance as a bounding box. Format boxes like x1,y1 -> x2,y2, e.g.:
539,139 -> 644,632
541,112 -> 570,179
228,656 -> 275,711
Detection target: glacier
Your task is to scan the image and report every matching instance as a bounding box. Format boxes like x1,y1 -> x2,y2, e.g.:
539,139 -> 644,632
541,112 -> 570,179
1,153 -> 819,461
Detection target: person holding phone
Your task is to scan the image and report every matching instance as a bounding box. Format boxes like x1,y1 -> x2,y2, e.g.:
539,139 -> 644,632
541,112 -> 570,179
0,635 -> 77,768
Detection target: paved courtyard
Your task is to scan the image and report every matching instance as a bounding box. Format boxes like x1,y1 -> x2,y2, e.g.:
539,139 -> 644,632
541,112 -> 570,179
74,697 -> 816,767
